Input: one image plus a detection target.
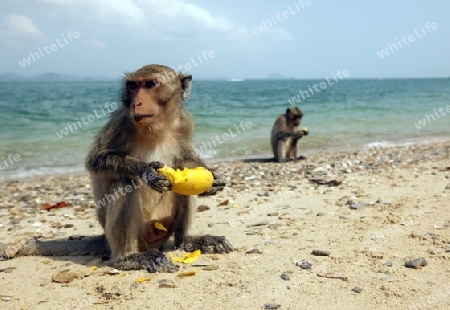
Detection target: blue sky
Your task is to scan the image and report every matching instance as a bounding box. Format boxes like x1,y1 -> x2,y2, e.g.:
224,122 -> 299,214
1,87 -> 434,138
1,0 -> 449,79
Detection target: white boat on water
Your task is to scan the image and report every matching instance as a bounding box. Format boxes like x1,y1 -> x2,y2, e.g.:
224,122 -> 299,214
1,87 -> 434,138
229,78 -> 244,81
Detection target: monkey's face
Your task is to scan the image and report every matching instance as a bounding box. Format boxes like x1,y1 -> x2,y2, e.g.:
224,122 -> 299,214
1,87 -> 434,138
292,115 -> 302,126
125,78 -> 165,127
287,107 -> 303,127
123,65 -> 192,128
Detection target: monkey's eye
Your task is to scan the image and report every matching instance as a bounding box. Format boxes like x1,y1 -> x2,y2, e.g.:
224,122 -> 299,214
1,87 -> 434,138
127,81 -> 138,91
144,80 -> 158,89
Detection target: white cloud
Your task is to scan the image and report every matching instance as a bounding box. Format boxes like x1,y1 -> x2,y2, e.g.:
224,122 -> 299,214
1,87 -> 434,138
0,14 -> 46,41
29,0 -> 234,37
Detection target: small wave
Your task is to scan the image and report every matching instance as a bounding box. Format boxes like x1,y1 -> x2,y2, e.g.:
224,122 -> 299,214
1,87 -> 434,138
0,165 -> 85,181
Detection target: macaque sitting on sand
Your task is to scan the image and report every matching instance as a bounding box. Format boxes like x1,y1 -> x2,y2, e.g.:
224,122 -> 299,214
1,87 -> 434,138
270,107 -> 308,162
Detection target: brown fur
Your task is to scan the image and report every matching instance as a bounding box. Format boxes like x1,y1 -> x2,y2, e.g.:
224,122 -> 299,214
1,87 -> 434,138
270,107 -> 304,162
0,65 -> 231,272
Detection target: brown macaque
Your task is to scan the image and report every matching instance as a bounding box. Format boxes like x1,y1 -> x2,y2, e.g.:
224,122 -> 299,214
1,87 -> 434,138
0,65 -> 232,272
270,106 -> 308,163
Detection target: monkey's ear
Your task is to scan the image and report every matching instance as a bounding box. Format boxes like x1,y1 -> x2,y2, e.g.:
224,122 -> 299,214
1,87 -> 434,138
180,74 -> 192,101
286,107 -> 291,115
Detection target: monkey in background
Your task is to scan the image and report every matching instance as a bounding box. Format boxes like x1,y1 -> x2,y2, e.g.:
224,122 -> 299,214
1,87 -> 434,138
271,106 -> 308,163
0,64 -> 232,272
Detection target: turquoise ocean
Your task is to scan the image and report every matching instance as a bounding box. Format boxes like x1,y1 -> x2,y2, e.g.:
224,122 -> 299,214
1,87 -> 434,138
0,79 -> 449,180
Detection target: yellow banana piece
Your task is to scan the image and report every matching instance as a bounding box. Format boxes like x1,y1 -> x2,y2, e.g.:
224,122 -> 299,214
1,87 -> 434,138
157,167 -> 214,195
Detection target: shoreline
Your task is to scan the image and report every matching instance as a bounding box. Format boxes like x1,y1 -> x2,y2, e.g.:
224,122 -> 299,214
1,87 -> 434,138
2,135 -> 449,183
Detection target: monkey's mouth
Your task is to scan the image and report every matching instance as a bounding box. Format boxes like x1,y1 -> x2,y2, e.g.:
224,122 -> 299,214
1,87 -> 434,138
134,114 -> 154,122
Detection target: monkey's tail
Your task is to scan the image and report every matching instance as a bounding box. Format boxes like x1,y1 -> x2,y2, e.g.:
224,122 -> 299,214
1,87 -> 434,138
0,235 -> 109,260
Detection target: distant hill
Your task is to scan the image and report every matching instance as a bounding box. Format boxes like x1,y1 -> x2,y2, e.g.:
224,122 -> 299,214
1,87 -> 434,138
268,73 -> 294,80
0,72 -> 116,81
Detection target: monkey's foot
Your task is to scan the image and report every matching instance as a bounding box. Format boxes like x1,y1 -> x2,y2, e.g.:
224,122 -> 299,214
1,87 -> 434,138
114,250 -> 179,273
184,235 -> 233,254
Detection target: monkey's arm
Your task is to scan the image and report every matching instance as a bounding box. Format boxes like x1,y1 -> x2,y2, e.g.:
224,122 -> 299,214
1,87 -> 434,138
276,131 -> 302,140
86,151 -> 149,177
86,151 -> 171,192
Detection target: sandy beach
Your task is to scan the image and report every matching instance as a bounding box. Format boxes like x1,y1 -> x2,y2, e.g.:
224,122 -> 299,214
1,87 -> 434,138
0,141 -> 449,310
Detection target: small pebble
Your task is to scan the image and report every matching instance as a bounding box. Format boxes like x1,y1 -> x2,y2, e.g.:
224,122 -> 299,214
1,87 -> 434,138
296,260 -> 312,270
280,272 -> 290,281
197,205 -> 210,212
312,250 -> 331,256
0,295 -> 13,301
316,212 -> 325,216
207,223 -> 215,227
383,261 -> 393,267
245,249 -> 263,254
405,257 -> 427,268
350,202 -> 369,210
352,286 -> 363,293
264,303 -> 281,309
249,220 -> 269,227
52,270 -> 77,283
267,212 -> 279,216
324,273 -> 348,281
158,279 -> 176,288
202,264 -> 219,271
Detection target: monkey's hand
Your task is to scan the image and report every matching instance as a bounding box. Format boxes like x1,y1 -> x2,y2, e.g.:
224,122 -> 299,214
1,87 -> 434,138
144,161 -> 173,193
301,127 -> 309,136
199,171 -> 225,196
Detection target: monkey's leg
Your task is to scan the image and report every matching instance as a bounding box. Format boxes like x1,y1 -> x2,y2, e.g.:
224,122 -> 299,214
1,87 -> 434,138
182,235 -> 233,254
104,180 -> 178,273
290,138 -> 299,160
170,194 -> 232,254
277,140 -> 287,163
290,137 -> 307,160
172,194 -> 191,248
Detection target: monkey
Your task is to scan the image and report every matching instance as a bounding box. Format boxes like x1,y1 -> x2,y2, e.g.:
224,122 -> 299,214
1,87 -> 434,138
270,106 -> 308,163
0,64 -> 232,272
